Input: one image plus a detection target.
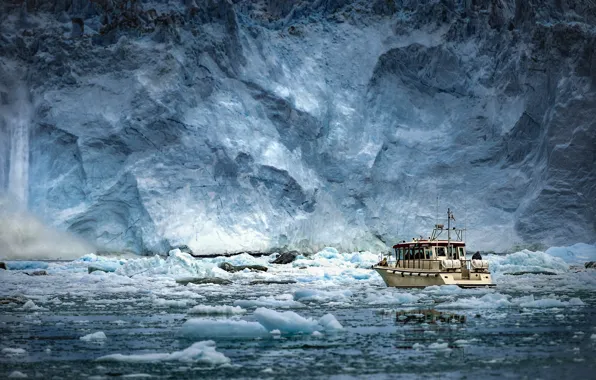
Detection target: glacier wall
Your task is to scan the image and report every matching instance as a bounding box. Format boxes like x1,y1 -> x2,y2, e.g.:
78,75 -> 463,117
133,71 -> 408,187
0,0 -> 594,255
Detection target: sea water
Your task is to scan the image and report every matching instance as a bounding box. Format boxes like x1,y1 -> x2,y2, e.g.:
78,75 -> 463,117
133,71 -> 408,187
1,246 -> 595,379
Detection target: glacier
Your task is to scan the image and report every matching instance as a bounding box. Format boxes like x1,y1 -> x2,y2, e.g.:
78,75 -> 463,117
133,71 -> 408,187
0,0 -> 594,256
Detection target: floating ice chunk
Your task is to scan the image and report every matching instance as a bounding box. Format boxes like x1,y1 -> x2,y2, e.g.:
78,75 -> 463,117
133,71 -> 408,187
312,331 -> 323,337
515,295 -> 584,308
8,371 -> 27,378
254,308 -> 319,334
428,342 -> 449,350
293,289 -> 352,302
187,305 -> 246,315
412,343 -> 424,350
80,332 -> 107,341
545,243 -> 596,265
423,285 -> 463,295
439,293 -> 585,309
364,291 -> 421,306
97,340 -> 229,365
21,300 -> 47,311
568,298 -> 585,306
487,250 -> 569,274
2,348 -> 26,355
591,334 -> 596,340
254,308 -> 343,334
454,339 -> 469,347
181,319 -> 269,339
234,296 -> 305,309
115,251 -> 224,279
318,313 -> 343,331
261,368 -> 274,373
153,298 -> 191,308
316,247 -> 340,259
5,261 -> 49,270
437,293 -> 511,309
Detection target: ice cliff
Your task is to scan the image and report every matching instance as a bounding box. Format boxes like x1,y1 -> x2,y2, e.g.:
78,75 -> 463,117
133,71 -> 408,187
0,0 -> 594,255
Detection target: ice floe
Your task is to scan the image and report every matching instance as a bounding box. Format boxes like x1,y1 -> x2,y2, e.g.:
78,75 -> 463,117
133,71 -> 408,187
187,305 -> 246,315
2,348 -> 26,355
7,371 -> 28,379
233,295 -> 305,309
486,250 -> 570,274
80,332 -> 107,341
97,340 -> 229,365
181,319 -> 269,339
545,243 -> 596,265
254,308 -> 343,334
437,293 -> 585,309
293,288 -> 353,302
21,300 -> 47,311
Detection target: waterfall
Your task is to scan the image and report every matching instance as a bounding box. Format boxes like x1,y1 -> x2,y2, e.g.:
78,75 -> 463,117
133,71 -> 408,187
0,87 -> 31,208
8,115 -> 29,206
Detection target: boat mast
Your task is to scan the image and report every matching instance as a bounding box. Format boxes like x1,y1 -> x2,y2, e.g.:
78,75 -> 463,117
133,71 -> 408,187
447,208 -> 451,257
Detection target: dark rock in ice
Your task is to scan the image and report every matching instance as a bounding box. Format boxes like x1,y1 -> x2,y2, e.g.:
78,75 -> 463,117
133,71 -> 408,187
71,18 -> 84,39
0,262 -> 6,270
503,271 -> 558,276
249,279 -> 297,285
173,245 -> 193,255
0,297 -> 25,305
26,270 -> 47,276
176,277 -> 232,285
585,262 -> 596,269
218,262 -> 268,273
271,251 -> 298,264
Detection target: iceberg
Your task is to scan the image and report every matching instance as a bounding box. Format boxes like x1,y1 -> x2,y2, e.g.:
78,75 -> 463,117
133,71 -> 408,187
254,308 -> 343,334
97,340 -> 230,365
180,319 -> 269,339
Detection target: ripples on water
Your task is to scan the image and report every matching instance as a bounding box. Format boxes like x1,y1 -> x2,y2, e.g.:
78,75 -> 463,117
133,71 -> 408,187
0,250 -> 595,379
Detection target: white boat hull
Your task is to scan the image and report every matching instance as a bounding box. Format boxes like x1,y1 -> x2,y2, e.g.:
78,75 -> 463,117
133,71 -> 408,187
373,266 -> 495,288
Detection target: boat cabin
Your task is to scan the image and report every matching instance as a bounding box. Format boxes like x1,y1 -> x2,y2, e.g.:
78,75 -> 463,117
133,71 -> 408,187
392,241 -> 466,261
388,221 -> 468,271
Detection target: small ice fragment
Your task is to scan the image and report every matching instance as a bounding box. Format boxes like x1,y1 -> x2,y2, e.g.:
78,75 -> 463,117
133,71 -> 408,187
270,329 -> 281,335
261,368 -> 274,373
428,342 -> 449,350
591,334 -> 596,340
80,332 -> 107,341
187,305 -> 246,315
97,341 -> 229,364
8,371 -> 27,378
568,298 -> 584,306
21,300 -> 46,311
412,343 -> 424,350
312,331 -> 323,337
318,313 -> 343,331
2,348 -> 26,355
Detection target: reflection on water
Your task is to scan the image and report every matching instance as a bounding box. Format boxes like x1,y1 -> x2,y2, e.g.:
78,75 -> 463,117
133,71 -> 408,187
395,309 -> 466,324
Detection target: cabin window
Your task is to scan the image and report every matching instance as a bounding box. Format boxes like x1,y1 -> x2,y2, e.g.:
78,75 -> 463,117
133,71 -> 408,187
425,249 -> 432,259
437,247 -> 446,257
398,248 -> 404,260
458,247 -> 465,259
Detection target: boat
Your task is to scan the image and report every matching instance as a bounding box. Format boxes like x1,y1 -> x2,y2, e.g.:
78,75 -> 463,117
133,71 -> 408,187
372,208 -> 495,288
